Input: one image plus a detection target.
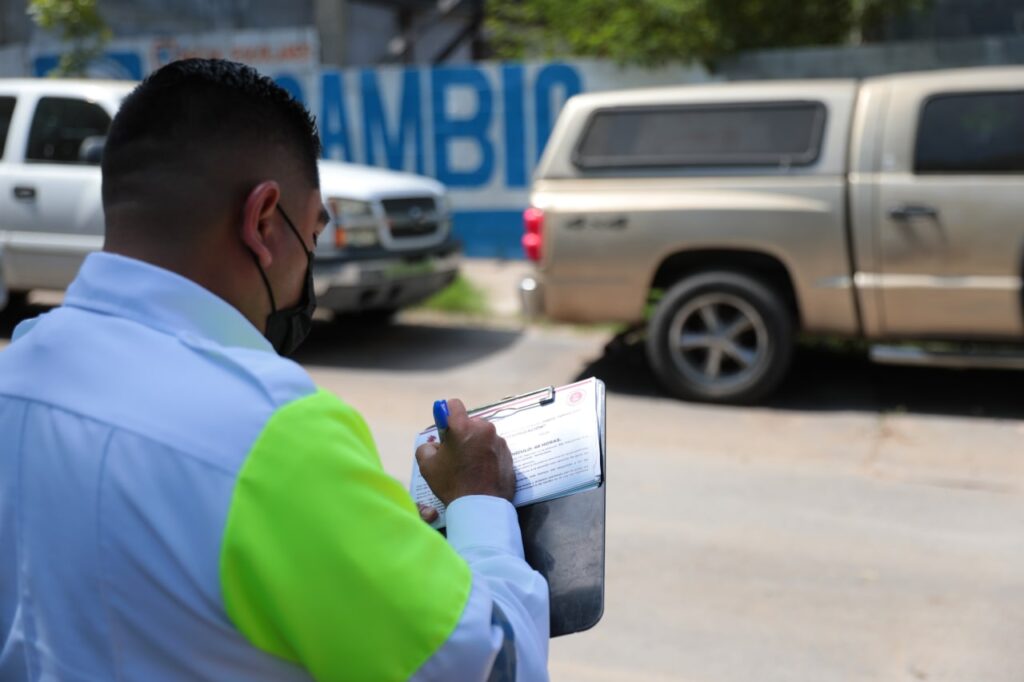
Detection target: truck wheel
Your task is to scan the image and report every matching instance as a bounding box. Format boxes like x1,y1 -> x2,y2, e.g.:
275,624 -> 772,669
335,308 -> 397,327
645,272 -> 794,404
358,308 -> 398,326
1,291 -> 27,314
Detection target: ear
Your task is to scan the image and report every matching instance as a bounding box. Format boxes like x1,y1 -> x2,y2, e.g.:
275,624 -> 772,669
240,181 -> 281,270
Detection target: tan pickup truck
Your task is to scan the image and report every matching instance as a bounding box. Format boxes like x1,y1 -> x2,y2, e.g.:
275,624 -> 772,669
521,67 -> 1024,403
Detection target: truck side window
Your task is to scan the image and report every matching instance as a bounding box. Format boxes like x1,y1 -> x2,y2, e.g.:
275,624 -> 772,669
915,91 -> 1024,174
0,97 -> 15,160
573,101 -> 826,170
25,96 -> 111,165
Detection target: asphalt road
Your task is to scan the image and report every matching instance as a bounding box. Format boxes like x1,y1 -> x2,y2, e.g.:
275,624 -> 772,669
4,306 -> 1023,681
295,314 -> 1024,682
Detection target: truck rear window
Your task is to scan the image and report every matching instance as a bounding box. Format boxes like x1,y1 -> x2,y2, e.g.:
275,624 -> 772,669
573,101 -> 826,170
915,91 -> 1024,174
0,97 -> 14,160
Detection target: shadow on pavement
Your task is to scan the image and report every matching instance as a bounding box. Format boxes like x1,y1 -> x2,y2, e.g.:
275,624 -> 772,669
576,329 -> 1024,420
2,305 -> 522,373
292,317 -> 523,372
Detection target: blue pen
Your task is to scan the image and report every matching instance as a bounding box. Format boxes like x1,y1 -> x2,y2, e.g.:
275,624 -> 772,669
432,399 -> 450,443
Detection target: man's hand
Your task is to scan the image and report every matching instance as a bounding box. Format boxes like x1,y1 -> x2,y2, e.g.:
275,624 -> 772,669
417,503 -> 439,524
415,398 -> 516,507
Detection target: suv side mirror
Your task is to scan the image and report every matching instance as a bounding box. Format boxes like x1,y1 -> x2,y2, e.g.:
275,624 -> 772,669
78,135 -> 106,165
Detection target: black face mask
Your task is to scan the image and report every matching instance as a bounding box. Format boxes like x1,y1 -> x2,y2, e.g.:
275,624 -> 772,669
252,205 -> 317,356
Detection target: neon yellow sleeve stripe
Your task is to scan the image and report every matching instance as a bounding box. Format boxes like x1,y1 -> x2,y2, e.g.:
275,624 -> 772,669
220,389 -> 472,681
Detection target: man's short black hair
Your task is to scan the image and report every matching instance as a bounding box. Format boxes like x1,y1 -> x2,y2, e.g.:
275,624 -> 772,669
102,58 -> 321,238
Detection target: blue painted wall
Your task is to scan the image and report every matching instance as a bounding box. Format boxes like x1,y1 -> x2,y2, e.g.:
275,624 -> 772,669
276,63 -> 586,258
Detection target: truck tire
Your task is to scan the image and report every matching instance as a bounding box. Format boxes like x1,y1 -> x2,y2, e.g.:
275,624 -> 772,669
356,308 -> 398,326
334,307 -> 398,327
645,272 -> 794,404
1,290 -> 27,315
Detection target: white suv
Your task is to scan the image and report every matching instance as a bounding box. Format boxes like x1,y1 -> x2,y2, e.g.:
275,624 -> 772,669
0,79 -> 459,315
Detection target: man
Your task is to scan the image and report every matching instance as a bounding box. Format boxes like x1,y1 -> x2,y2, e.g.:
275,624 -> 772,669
0,59 -> 549,681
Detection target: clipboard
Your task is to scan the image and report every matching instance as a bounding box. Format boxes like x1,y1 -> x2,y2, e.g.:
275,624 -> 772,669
415,378 -> 607,637
511,380 -> 606,637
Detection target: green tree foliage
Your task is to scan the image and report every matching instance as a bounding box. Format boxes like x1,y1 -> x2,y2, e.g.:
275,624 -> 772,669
486,0 -> 925,68
28,0 -> 112,77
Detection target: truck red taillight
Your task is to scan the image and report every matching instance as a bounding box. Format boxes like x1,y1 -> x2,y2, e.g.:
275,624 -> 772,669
522,207 -> 544,262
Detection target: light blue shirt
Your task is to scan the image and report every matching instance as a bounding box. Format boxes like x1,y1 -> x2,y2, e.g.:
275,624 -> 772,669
0,252 -> 549,681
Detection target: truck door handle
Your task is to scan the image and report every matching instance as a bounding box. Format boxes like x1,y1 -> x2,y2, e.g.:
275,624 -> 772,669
888,204 -> 938,221
13,186 -> 36,200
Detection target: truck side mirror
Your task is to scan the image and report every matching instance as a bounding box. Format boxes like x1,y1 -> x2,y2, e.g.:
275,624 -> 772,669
78,135 -> 106,165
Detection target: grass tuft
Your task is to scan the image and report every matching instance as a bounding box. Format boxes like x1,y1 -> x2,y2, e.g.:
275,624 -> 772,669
417,274 -> 490,316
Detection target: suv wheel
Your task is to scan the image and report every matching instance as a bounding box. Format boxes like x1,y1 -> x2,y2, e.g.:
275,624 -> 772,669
645,272 -> 794,404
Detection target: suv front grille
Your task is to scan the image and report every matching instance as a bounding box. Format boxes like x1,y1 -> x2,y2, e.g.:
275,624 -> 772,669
382,197 -> 440,239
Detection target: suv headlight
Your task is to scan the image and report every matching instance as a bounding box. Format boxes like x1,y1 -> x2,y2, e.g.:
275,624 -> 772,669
327,198 -> 379,248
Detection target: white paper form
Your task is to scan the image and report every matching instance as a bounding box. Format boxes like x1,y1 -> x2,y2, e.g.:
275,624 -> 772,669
411,377 -> 604,529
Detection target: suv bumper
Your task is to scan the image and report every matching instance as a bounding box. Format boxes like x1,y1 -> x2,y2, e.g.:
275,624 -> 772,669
313,240 -> 461,313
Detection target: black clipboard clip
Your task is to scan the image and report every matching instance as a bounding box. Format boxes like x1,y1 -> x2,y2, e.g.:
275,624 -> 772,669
468,385 -> 556,422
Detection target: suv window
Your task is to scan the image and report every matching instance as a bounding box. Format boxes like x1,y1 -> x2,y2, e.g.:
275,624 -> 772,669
26,96 -> 111,165
0,97 -> 15,160
574,101 -> 826,170
915,91 -> 1024,174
